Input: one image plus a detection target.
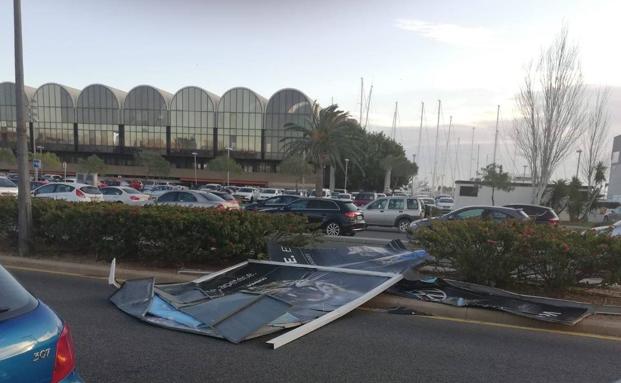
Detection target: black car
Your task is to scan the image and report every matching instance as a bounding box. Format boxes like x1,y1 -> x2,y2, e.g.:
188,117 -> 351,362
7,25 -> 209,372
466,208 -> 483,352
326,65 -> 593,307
270,198 -> 366,236
503,204 -> 559,224
408,205 -> 530,238
245,195 -> 300,211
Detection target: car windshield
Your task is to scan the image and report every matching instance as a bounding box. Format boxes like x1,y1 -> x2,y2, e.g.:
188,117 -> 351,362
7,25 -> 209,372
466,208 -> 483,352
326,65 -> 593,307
239,188 -> 253,193
0,178 -> 16,187
122,187 -> 140,194
81,186 -> 102,194
0,266 -> 37,321
356,193 -> 375,200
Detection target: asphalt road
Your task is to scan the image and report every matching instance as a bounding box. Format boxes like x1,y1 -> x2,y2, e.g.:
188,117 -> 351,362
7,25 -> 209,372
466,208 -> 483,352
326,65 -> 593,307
11,269 -> 621,383
358,226 -> 408,242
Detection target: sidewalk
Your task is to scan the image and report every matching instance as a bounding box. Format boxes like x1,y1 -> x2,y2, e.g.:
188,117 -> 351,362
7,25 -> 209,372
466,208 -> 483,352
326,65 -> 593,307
3,253 -> 621,340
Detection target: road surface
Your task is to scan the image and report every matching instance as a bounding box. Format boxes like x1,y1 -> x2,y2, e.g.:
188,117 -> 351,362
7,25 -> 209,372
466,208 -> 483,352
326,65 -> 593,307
10,268 -> 621,383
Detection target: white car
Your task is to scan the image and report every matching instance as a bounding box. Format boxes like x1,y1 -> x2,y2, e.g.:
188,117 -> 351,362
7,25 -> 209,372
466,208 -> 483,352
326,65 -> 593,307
144,185 -> 176,198
32,182 -> 104,202
436,196 -> 454,211
234,187 -> 259,202
258,188 -> 282,201
100,186 -> 150,205
0,176 -> 18,197
591,220 -> 621,237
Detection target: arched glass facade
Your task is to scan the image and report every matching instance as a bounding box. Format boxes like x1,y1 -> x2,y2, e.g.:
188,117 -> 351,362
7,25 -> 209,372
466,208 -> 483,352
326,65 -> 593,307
170,87 -> 218,154
76,84 -> 125,153
264,89 -> 312,160
0,82 -> 35,148
123,86 -> 171,153
217,88 -> 266,159
31,83 -> 79,151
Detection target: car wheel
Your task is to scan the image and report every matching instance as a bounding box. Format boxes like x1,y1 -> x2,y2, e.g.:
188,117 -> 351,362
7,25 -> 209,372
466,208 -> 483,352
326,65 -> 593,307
397,218 -> 411,233
325,222 -> 341,236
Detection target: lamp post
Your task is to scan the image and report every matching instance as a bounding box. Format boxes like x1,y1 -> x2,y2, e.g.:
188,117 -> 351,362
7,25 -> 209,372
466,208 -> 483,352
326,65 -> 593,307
344,158 -> 349,193
191,152 -> 198,187
225,146 -> 233,186
575,149 -> 583,179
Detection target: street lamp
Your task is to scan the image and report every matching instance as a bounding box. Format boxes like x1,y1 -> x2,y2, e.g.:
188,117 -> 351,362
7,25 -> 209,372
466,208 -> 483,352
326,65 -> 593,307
225,146 -> 234,186
191,152 -> 198,187
575,149 -> 583,179
344,158 -> 350,193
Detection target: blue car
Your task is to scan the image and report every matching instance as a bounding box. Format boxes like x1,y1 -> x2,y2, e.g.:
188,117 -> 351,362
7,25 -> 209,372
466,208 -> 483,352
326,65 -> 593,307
0,265 -> 83,383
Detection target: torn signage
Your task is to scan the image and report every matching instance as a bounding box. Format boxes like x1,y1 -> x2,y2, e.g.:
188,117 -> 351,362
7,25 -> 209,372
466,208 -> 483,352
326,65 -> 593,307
392,277 -> 593,325
267,239 -> 431,274
109,260 -> 402,348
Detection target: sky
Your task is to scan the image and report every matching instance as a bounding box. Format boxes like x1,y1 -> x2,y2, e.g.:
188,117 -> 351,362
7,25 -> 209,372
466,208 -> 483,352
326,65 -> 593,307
1,0 -> 620,184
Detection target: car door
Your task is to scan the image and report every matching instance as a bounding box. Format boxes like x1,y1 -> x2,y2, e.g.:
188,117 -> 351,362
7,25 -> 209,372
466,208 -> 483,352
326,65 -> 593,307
54,184 -> 75,201
363,198 -> 388,226
385,198 -> 406,225
406,198 -> 421,219
451,207 -> 485,220
157,191 -> 178,205
176,192 -> 199,207
307,199 -> 338,226
33,184 -> 57,199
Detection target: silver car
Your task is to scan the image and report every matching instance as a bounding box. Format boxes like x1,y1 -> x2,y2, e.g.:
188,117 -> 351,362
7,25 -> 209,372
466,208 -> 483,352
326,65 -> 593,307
155,190 -> 226,209
362,196 -> 423,232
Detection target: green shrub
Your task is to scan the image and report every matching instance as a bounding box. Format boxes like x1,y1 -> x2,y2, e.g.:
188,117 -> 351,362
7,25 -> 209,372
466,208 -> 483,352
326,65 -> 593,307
0,197 -> 309,266
414,220 -> 621,290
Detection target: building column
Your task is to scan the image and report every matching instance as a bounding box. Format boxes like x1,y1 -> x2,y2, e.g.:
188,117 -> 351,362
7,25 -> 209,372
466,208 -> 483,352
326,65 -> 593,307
28,122 -> 33,152
118,124 -> 125,154
73,123 -> 79,152
166,126 -> 171,155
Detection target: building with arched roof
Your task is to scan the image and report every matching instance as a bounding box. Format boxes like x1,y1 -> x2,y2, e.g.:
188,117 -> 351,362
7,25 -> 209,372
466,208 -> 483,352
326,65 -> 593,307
170,86 -> 219,166
76,84 -> 126,153
123,85 -> 172,153
217,87 -> 267,171
264,88 -> 313,162
31,83 -> 80,152
0,82 -> 36,148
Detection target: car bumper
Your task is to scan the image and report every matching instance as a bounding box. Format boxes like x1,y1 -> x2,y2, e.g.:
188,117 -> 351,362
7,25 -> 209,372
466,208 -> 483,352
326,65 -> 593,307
343,222 -> 367,233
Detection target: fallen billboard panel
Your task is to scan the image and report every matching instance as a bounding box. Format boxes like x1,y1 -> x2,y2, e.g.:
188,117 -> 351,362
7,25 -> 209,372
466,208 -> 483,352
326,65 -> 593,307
109,260 -> 403,348
392,277 -> 593,325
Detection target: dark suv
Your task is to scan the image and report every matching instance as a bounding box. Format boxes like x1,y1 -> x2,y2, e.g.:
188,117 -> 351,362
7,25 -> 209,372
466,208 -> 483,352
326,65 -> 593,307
503,204 -> 559,224
272,198 -> 366,236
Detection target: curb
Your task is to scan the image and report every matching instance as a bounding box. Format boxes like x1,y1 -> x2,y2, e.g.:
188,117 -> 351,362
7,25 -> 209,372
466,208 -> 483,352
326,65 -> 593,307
3,255 -> 621,340
366,294 -> 621,339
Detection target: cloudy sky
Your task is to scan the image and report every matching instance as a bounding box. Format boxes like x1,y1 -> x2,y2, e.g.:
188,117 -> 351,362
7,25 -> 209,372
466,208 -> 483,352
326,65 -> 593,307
1,0 -> 619,184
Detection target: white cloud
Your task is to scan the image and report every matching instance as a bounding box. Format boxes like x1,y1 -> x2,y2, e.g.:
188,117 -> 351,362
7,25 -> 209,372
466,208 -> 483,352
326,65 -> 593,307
395,19 -> 495,48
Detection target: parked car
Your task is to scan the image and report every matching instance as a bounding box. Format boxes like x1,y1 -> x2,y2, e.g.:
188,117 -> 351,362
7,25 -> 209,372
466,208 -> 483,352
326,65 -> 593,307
0,264 -> 83,382
353,192 -> 378,207
0,176 -> 18,197
244,194 -> 300,211
308,188 -> 332,198
42,174 -> 64,182
30,180 -> 49,190
435,196 -> 454,211
258,188 -> 282,201
377,193 -> 387,198
408,205 -> 530,238
129,179 -> 143,191
602,206 -> 621,223
210,190 -> 241,209
234,187 -> 259,202
591,220 -> 621,237
32,183 -> 104,202
100,186 -> 150,205
155,190 -> 226,209
144,185 -> 176,198
362,196 -> 423,232
270,198 -> 365,236
333,193 -> 353,201
503,204 -> 560,224
200,183 -> 221,191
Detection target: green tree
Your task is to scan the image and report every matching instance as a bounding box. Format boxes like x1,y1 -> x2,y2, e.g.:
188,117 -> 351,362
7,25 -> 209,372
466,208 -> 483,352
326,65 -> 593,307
480,163 -> 513,205
279,155 -> 313,185
138,151 -> 171,178
545,179 -> 569,214
0,148 -> 16,165
381,154 -> 418,193
567,176 -> 587,222
28,152 -> 61,169
77,155 -> 106,175
281,103 -> 362,196
208,155 -> 243,174
581,161 -> 607,220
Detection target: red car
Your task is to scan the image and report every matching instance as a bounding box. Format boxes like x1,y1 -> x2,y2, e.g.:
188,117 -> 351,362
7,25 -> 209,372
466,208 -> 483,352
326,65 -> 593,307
130,180 -> 143,191
353,192 -> 378,207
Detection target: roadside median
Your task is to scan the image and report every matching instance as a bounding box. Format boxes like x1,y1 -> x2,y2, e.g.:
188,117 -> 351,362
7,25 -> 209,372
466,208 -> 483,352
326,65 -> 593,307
4,253 -> 621,340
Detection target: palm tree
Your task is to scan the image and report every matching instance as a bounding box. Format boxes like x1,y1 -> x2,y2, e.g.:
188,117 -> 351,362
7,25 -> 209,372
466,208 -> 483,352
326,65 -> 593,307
281,103 -> 362,196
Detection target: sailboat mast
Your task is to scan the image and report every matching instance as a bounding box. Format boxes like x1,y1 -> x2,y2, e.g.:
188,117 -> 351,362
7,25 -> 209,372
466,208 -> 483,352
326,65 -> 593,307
364,85 -> 373,129
440,115 -> 453,189
469,127 -> 475,179
431,100 -> 441,193
359,77 -> 364,124
416,102 -> 424,164
391,101 -> 398,140
492,104 -> 500,165
453,137 -> 461,185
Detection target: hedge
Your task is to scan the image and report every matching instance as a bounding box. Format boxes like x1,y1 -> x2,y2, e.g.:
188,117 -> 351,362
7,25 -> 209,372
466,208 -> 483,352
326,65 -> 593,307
0,197 -> 309,266
413,220 -> 621,290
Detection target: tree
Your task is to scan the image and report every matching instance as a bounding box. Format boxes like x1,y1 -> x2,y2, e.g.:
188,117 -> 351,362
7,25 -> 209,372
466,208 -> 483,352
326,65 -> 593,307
138,151 -> 171,178
28,152 -> 61,169
513,28 -> 587,204
580,161 -> 607,220
567,176 -> 586,222
281,103 -> 363,196
77,155 -> 106,175
581,89 -> 609,188
380,154 -> 418,193
0,148 -> 16,165
278,155 -> 313,187
208,155 -> 243,174
544,179 -> 569,214
480,163 -> 513,205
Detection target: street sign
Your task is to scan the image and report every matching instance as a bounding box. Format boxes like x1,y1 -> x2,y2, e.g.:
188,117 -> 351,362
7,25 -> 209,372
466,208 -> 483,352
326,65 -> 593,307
33,159 -> 42,169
